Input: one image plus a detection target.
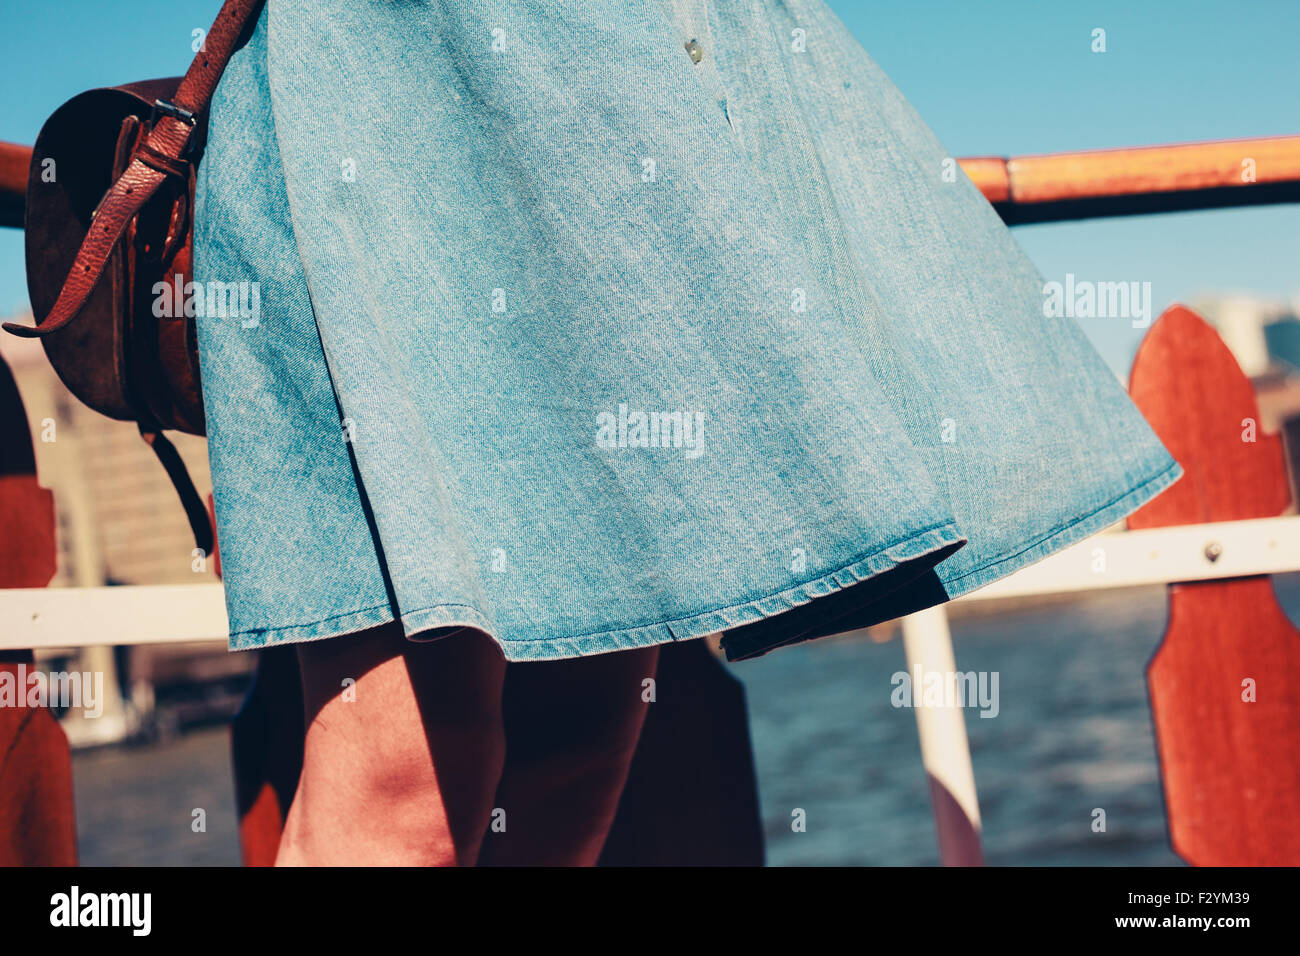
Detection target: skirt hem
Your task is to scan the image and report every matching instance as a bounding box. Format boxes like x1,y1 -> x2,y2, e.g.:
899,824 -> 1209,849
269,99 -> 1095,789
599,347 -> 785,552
722,455 -> 1185,660
482,519 -> 966,661
225,458 -> 1179,658
226,519 -> 967,660
939,457 -> 1183,598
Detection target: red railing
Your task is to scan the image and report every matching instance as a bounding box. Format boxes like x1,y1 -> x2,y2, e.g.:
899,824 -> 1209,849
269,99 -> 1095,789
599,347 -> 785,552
6,135 -> 1300,229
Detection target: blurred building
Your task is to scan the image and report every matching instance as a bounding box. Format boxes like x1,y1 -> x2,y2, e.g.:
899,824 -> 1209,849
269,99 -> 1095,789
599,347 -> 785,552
0,309 -> 249,746
1192,293 -> 1300,503
0,309 -> 216,587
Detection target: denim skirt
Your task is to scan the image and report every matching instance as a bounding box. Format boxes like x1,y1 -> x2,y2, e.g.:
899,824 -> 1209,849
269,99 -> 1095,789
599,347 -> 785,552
194,0 -> 1180,661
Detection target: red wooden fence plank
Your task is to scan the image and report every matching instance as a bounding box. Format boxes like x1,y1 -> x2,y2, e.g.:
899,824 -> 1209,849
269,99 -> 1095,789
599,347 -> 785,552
0,356 -> 77,866
1128,304 -> 1300,865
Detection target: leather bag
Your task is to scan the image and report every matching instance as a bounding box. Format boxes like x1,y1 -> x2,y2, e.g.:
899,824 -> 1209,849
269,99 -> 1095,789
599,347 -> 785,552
4,0 -> 267,552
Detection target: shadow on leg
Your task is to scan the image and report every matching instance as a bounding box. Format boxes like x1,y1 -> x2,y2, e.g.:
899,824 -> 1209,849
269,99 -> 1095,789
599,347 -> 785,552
478,645 -> 660,866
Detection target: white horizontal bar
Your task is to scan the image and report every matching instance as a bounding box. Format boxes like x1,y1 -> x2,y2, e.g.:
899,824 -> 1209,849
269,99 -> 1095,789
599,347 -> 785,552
1,583 -> 228,650
961,515 -> 1300,602
1,516 -> 1297,650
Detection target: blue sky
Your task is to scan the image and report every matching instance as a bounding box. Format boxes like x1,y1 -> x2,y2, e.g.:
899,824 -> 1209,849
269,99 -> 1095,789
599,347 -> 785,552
1,0 -> 1296,372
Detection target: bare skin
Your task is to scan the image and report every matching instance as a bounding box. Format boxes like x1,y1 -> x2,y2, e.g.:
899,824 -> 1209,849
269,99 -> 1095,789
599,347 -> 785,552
277,624 -> 507,866
276,623 -> 658,866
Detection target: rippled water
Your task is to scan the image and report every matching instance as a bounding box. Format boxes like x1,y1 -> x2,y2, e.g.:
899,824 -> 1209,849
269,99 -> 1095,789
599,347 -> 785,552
745,573 -> 1300,866
71,574 -> 1300,866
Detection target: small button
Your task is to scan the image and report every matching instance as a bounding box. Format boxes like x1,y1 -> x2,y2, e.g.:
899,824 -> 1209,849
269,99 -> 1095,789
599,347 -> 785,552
685,38 -> 703,64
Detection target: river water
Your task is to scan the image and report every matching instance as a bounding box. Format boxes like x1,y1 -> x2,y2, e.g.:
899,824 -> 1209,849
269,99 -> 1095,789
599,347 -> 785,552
71,575 -> 1300,866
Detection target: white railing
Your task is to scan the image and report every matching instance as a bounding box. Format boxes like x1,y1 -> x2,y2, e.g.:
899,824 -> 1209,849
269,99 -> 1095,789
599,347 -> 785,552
5,515 -> 1295,650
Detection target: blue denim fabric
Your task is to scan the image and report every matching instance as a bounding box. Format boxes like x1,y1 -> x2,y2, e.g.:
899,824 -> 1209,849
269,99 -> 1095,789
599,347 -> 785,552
194,0 -> 1179,661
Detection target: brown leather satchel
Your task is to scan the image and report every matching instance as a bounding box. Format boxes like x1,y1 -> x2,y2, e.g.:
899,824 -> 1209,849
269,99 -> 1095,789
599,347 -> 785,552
3,0 -> 266,552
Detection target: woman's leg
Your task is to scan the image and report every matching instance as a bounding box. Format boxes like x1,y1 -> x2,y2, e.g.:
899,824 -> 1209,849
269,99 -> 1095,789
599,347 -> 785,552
276,623 -> 507,866
477,645 -> 660,866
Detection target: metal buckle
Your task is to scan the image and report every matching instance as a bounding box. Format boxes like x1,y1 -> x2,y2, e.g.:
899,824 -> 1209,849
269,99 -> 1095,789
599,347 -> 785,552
150,98 -> 197,128
149,98 -> 200,159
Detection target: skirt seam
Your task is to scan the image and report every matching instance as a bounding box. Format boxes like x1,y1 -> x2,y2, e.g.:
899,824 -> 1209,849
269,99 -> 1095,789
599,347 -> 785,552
228,603 -> 396,649
515,519 -> 965,644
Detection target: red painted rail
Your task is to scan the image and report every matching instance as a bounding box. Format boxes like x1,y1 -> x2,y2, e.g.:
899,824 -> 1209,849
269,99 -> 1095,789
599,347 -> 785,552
963,135 -> 1300,222
0,142 -> 27,229
1,135 -> 1299,229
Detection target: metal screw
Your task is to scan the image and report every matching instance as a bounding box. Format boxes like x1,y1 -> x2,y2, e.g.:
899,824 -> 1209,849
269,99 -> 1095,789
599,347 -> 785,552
1204,541 -> 1223,563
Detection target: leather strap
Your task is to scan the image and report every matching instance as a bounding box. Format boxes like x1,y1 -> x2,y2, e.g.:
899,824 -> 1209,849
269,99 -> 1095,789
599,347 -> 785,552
140,426 -> 216,557
3,0 -> 266,340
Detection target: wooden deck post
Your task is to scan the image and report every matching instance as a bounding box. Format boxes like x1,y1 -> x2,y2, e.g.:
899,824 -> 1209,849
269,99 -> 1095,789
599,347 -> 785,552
1127,304 -> 1300,865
